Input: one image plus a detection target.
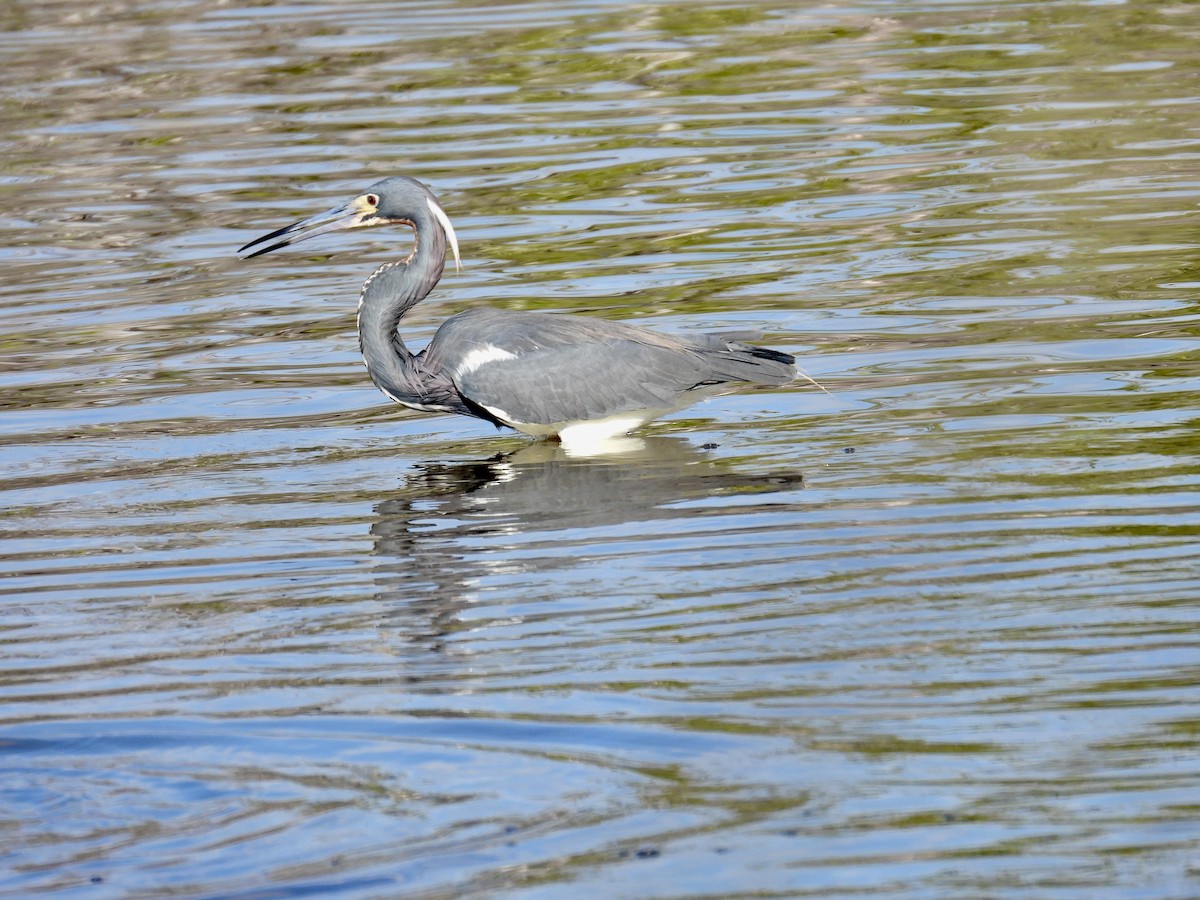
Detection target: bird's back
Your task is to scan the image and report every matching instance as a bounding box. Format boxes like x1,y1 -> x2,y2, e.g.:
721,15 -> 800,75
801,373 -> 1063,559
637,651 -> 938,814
422,308 -> 795,435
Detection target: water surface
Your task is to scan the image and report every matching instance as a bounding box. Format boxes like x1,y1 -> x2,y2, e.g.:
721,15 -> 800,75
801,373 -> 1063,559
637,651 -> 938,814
3,0 -> 1200,896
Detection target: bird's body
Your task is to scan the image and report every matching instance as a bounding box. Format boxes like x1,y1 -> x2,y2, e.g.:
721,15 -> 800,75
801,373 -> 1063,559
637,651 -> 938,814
240,176 -> 796,447
420,307 -> 795,442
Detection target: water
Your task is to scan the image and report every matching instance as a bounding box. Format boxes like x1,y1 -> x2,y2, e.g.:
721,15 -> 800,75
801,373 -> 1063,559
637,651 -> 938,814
3,0 -> 1200,896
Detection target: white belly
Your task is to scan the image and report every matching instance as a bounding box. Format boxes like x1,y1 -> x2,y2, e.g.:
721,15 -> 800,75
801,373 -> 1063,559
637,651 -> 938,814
481,404 -> 671,450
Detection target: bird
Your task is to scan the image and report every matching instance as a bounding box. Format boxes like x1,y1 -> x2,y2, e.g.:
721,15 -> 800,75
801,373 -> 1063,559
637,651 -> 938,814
239,176 -> 797,448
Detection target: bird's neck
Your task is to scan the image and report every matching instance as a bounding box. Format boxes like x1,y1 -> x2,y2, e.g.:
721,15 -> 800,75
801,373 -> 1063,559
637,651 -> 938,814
356,224 -> 447,402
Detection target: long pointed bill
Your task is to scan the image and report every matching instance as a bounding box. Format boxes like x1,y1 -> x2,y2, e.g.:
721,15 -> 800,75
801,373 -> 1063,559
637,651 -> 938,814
426,197 -> 462,273
238,202 -> 365,259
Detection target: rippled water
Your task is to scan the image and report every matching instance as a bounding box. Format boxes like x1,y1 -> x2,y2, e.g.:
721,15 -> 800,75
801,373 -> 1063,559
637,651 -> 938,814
4,0 -> 1200,896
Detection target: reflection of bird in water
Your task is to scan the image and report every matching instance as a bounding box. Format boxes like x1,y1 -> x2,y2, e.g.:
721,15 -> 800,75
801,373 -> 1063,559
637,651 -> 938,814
239,176 -> 797,450
368,438 -> 804,654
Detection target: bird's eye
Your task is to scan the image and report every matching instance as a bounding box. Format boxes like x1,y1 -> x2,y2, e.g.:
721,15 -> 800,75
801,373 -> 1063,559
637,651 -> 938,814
366,194 -> 379,207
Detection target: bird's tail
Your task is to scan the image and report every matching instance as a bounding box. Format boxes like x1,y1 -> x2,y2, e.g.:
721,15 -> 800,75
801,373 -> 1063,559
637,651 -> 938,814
696,334 -> 797,387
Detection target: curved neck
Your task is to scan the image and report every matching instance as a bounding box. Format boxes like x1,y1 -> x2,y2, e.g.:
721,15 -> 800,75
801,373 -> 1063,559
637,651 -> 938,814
357,215 -> 447,403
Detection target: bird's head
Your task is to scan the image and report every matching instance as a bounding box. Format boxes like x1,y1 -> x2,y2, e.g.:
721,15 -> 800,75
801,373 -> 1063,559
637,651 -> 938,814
238,175 -> 461,270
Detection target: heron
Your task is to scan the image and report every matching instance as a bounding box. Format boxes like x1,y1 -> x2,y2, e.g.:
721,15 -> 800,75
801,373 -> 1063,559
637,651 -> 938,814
239,176 -> 797,447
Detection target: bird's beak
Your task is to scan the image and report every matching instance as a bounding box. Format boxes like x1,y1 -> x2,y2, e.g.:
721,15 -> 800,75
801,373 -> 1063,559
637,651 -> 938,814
238,201 -> 372,259
239,192 -> 461,272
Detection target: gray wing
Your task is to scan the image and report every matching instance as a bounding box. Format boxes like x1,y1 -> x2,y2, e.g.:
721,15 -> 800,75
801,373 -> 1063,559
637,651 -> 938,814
422,308 -> 794,427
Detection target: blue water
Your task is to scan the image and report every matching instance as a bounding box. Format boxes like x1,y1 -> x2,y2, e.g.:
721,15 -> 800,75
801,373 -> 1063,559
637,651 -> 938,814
3,0 -> 1200,896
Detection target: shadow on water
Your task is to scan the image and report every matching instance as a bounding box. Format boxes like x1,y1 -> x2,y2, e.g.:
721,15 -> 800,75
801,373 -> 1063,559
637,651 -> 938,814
369,437 -> 804,644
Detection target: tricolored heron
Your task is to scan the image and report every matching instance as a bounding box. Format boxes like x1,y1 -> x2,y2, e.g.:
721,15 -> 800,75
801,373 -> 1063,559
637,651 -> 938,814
239,176 -> 797,447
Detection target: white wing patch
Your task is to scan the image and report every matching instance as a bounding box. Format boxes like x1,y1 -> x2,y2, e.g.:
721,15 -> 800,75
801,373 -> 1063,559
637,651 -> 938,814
481,403 -> 516,424
454,344 -> 518,379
